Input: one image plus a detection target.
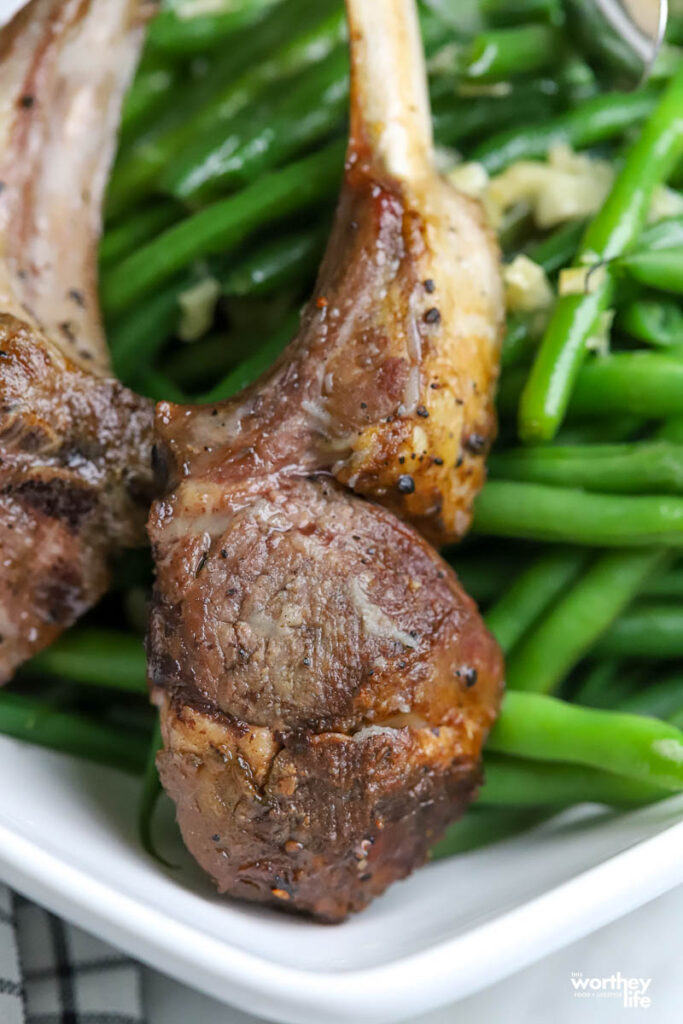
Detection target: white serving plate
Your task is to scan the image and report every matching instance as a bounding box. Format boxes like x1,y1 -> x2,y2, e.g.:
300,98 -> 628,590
1,0 -> 682,1018
0,735 -> 682,1024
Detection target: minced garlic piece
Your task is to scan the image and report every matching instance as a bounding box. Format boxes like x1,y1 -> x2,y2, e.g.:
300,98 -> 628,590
178,276 -> 220,342
488,145 -> 615,230
558,263 -> 608,297
503,254 -> 554,313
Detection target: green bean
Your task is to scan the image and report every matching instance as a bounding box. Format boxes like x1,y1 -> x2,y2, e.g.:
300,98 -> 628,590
668,16 -> 683,47
487,690 -> 683,791
99,202 -> 180,269
618,675 -> 683,719
201,312 -> 300,403
479,753 -> 665,807
619,247 -> 683,294
0,692 -> 148,773
634,214 -> 683,253
119,65 -> 178,142
107,276 -> 187,383
500,353 -> 683,421
25,629 -> 147,694
460,25 -> 562,82
164,330 -> 252,388
572,658 -> 638,709
617,297 -> 683,347
449,549 -> 532,604
505,550 -> 663,693
518,286 -> 611,437
654,44 -> 683,81
489,442 -> 683,494
596,604 -> 683,659
571,354 -> 683,419
474,481 -> 683,546
102,140 -> 345,317
433,86 -> 557,150
485,547 -> 588,653
499,201 -> 537,253
472,86 -> 659,175
480,0 -> 564,27
107,0 -> 343,217
501,314 -> 538,369
146,0 -> 285,57
137,370 -> 186,404
222,225 -> 327,297
525,218 -> 586,276
138,722 -> 173,865
657,417 -> 683,442
553,415 -> 646,445
564,0 -> 646,83
430,806 -> 548,860
163,47 -> 349,202
518,67 -> 683,441
642,564 -> 683,598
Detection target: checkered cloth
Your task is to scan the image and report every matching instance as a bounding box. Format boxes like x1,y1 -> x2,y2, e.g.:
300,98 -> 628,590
0,885 -> 145,1024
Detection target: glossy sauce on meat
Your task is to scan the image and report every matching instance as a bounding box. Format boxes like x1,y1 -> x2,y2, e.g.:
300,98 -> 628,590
149,0 -> 505,921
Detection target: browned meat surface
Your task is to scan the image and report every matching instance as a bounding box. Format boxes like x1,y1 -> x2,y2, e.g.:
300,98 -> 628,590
152,477 -> 503,921
0,0 -> 154,681
148,0 -> 504,922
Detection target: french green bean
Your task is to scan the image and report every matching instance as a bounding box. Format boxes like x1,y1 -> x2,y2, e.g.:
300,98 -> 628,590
518,66 -> 683,441
595,604 -> 683,659
26,629 -> 148,695
489,442 -> 683,494
102,140 -> 345,316
0,692 -> 148,773
485,547 -> 588,653
480,752 -> 665,806
488,690 -> 683,791
474,481 -> 683,546
505,550 -> 663,693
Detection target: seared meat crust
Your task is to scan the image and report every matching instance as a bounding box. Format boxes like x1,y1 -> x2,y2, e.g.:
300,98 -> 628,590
159,696 -> 484,922
150,477 -> 502,921
0,0 -> 153,680
153,148 -> 503,548
149,0 -> 505,919
0,315 -> 153,677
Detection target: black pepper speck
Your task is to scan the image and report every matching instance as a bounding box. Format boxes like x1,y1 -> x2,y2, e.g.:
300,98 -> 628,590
464,433 -> 487,455
462,667 -> 478,688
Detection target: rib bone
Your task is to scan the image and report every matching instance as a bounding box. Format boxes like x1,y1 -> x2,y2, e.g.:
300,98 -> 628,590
149,0 -> 505,920
0,0 -> 154,682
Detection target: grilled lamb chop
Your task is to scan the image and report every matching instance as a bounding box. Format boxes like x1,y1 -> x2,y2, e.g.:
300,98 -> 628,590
148,0 -> 505,922
0,0 -> 154,682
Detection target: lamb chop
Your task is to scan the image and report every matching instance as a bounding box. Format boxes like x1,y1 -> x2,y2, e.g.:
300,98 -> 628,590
0,0 -> 154,682
148,0 -> 505,922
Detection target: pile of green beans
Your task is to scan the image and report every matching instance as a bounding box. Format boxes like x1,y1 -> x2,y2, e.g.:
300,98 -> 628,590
5,0 -> 683,863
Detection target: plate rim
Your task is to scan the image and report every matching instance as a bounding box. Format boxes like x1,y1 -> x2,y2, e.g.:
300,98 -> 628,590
1,797 -> 683,1024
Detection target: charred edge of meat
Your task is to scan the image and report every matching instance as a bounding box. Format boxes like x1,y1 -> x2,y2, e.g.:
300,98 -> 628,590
156,690 -> 484,922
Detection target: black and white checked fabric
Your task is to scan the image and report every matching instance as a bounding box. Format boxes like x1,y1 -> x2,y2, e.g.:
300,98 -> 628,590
0,885 -> 145,1024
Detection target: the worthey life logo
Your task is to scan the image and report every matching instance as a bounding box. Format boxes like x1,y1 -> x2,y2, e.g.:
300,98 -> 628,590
570,971 -> 653,1008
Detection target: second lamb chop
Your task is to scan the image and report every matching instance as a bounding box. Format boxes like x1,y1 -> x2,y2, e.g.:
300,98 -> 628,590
148,0 -> 505,921
0,0 -> 154,682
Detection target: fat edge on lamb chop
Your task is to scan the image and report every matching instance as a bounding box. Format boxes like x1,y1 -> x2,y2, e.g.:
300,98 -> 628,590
148,0 -> 504,922
0,0 -> 155,682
